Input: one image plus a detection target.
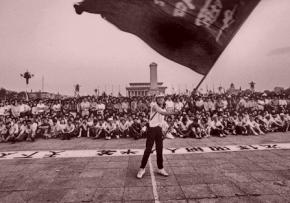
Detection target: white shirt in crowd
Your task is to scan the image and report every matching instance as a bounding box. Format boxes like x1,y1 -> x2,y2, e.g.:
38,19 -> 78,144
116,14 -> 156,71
174,101 -> 183,111
37,103 -> 46,113
9,123 -> 19,135
0,106 -> 5,116
80,101 -> 90,111
19,104 -> 25,113
222,99 -> 228,109
118,121 -> 130,131
195,99 -> 204,108
178,119 -> 192,131
165,99 -> 174,112
97,103 -> 106,114
279,99 -> 287,106
52,104 -> 61,112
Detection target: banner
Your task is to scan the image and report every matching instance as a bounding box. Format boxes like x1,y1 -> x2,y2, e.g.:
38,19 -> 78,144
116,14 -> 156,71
1,143 -> 288,160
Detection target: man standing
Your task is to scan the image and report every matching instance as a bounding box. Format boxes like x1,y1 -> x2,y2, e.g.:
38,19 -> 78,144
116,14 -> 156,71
11,100 -> 21,118
96,99 -> 106,116
36,100 -> 47,114
80,98 -> 90,117
137,93 -> 178,179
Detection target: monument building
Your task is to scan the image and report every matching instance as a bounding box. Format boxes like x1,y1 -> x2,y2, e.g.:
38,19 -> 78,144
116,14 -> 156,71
126,62 -> 167,97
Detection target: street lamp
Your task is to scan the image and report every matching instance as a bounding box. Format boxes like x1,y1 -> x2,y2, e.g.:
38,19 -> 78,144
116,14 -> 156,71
20,70 -> 34,100
94,88 -> 99,97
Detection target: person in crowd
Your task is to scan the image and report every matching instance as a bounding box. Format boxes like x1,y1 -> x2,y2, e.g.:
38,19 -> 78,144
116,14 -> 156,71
162,117 -> 176,139
96,100 -> 106,116
0,102 -> 6,116
176,115 -> 192,138
223,115 -> 236,135
0,120 -> 7,142
280,113 -> 290,132
117,117 -> 130,138
210,114 -> 226,137
165,96 -> 175,113
36,100 -> 47,114
80,98 -> 90,117
199,116 -> 211,138
30,118 -> 38,140
103,117 -> 118,140
37,117 -> 51,139
93,117 -> 105,139
233,114 -> 247,135
129,117 -> 142,140
5,119 -> 19,143
52,100 -> 62,115
244,115 -> 263,135
15,120 -> 34,142
61,119 -> 75,140
50,118 -> 60,138
90,98 -> 98,116
87,115 -> 95,137
174,97 -> 184,112
189,117 -> 202,139
121,99 -> 129,113
265,114 -> 282,132
11,100 -> 21,118
78,117 -> 90,138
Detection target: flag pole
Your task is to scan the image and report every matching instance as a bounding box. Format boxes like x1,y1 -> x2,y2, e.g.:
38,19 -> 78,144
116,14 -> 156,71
180,73 -> 209,112
193,74 -> 207,93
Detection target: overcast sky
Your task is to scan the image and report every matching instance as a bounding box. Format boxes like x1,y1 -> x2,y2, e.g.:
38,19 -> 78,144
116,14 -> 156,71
0,0 -> 290,96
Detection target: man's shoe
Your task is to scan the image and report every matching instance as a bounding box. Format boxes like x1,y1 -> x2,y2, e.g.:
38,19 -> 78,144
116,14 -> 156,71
137,168 -> 145,179
157,168 -> 169,177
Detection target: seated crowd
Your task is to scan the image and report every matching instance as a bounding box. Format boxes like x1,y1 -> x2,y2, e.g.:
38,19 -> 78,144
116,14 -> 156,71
0,92 -> 290,144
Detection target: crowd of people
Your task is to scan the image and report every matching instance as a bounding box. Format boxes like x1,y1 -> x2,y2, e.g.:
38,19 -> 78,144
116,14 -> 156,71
0,92 -> 290,144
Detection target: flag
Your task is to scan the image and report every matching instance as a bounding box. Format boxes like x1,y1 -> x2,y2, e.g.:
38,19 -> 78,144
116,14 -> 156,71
74,0 -> 260,75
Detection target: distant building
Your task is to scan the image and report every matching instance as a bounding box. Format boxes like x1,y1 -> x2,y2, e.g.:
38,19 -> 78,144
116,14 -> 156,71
227,83 -> 240,95
126,62 -> 167,97
28,92 -> 64,100
274,87 -> 284,94
126,82 -> 167,97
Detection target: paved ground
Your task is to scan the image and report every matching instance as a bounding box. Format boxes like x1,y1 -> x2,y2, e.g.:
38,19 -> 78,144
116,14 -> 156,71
1,133 -> 290,203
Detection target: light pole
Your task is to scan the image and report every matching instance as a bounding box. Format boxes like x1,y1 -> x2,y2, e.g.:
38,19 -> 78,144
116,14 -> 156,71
74,84 -> 80,97
20,70 -> 34,100
94,88 -> 98,97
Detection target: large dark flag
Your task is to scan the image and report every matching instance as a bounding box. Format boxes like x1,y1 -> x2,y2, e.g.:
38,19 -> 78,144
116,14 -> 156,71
74,0 -> 260,75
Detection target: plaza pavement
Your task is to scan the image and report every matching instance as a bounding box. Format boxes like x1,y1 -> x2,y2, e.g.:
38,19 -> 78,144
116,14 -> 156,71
1,132 -> 290,203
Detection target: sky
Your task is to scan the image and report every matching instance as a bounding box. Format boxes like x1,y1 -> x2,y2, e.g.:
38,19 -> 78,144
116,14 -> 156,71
0,0 -> 290,96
